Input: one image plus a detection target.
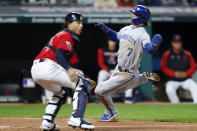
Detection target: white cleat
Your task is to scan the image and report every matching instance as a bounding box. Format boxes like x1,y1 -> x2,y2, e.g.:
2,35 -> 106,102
68,116 -> 95,129
40,120 -> 59,131
144,72 -> 160,82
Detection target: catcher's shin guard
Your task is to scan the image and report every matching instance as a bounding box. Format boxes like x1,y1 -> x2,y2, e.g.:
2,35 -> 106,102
42,87 -> 68,123
69,76 -> 95,129
72,75 -> 96,117
72,88 -> 88,117
72,75 -> 91,118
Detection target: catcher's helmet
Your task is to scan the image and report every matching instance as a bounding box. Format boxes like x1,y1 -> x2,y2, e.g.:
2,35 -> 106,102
130,5 -> 150,25
65,12 -> 83,22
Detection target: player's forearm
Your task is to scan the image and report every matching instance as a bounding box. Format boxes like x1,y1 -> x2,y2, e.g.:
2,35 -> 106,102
185,53 -> 197,77
55,49 -> 72,70
185,64 -> 196,77
144,42 -> 159,54
106,29 -> 120,43
95,22 -> 119,43
144,43 -> 155,53
161,66 -> 176,77
145,34 -> 162,54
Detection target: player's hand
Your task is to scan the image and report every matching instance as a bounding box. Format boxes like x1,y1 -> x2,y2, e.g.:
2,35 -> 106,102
152,34 -> 162,47
94,22 -> 109,33
67,68 -> 82,82
175,71 -> 186,79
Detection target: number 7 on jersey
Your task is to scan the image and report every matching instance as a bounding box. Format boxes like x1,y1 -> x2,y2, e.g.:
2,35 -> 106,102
127,48 -> 133,56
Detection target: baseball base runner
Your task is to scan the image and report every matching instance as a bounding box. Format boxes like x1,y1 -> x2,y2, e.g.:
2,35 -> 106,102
94,5 -> 162,122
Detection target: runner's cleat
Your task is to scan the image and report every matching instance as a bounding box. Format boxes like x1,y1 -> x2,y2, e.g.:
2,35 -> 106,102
99,113 -> 118,122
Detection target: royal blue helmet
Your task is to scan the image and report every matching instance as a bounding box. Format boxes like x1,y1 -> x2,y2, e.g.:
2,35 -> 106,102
130,5 -> 150,25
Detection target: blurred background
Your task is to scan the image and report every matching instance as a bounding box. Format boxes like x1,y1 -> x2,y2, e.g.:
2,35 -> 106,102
0,0 -> 197,103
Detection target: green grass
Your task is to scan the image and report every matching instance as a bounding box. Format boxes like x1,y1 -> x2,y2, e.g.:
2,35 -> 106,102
0,104 -> 197,122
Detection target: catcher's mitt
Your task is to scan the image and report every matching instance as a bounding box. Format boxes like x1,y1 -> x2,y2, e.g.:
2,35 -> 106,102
87,78 -> 97,90
77,73 -> 97,90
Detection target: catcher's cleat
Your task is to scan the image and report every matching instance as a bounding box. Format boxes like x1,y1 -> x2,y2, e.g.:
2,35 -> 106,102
40,120 -> 59,131
68,116 -> 95,129
99,113 -> 118,122
143,72 -> 160,82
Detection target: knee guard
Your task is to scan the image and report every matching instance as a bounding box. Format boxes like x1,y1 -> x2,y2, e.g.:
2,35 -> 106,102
43,87 -> 68,123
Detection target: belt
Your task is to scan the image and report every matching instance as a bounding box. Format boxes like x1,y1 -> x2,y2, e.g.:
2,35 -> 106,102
118,66 -> 132,73
39,59 -> 47,62
33,59 -> 48,64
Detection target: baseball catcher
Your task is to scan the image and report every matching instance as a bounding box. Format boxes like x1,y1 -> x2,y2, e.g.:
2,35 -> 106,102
31,12 -> 95,130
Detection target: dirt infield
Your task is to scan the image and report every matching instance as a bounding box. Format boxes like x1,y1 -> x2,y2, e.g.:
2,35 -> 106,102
0,118 -> 197,131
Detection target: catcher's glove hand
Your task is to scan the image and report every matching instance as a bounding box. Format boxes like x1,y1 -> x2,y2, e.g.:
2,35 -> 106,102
87,78 -> 97,90
76,73 -> 97,90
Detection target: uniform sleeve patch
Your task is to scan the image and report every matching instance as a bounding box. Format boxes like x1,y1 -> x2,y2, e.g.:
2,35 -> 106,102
66,41 -> 72,50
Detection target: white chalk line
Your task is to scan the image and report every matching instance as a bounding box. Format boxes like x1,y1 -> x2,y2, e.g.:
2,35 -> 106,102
96,125 -> 197,128
0,118 -> 197,129
0,125 -> 197,129
0,126 -> 26,129
0,118 -> 41,119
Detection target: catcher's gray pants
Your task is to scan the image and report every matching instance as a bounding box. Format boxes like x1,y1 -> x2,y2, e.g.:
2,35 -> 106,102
94,69 -> 148,115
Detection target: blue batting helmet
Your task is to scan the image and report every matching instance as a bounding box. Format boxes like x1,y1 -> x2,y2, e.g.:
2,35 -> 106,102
130,5 -> 150,25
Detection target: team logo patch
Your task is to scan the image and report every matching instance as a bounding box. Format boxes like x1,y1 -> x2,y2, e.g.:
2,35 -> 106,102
183,55 -> 188,62
71,14 -> 76,21
66,41 -> 72,50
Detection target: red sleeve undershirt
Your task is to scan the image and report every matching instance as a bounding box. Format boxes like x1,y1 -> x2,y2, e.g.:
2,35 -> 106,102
184,50 -> 197,77
97,48 -> 109,71
160,50 -> 197,78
